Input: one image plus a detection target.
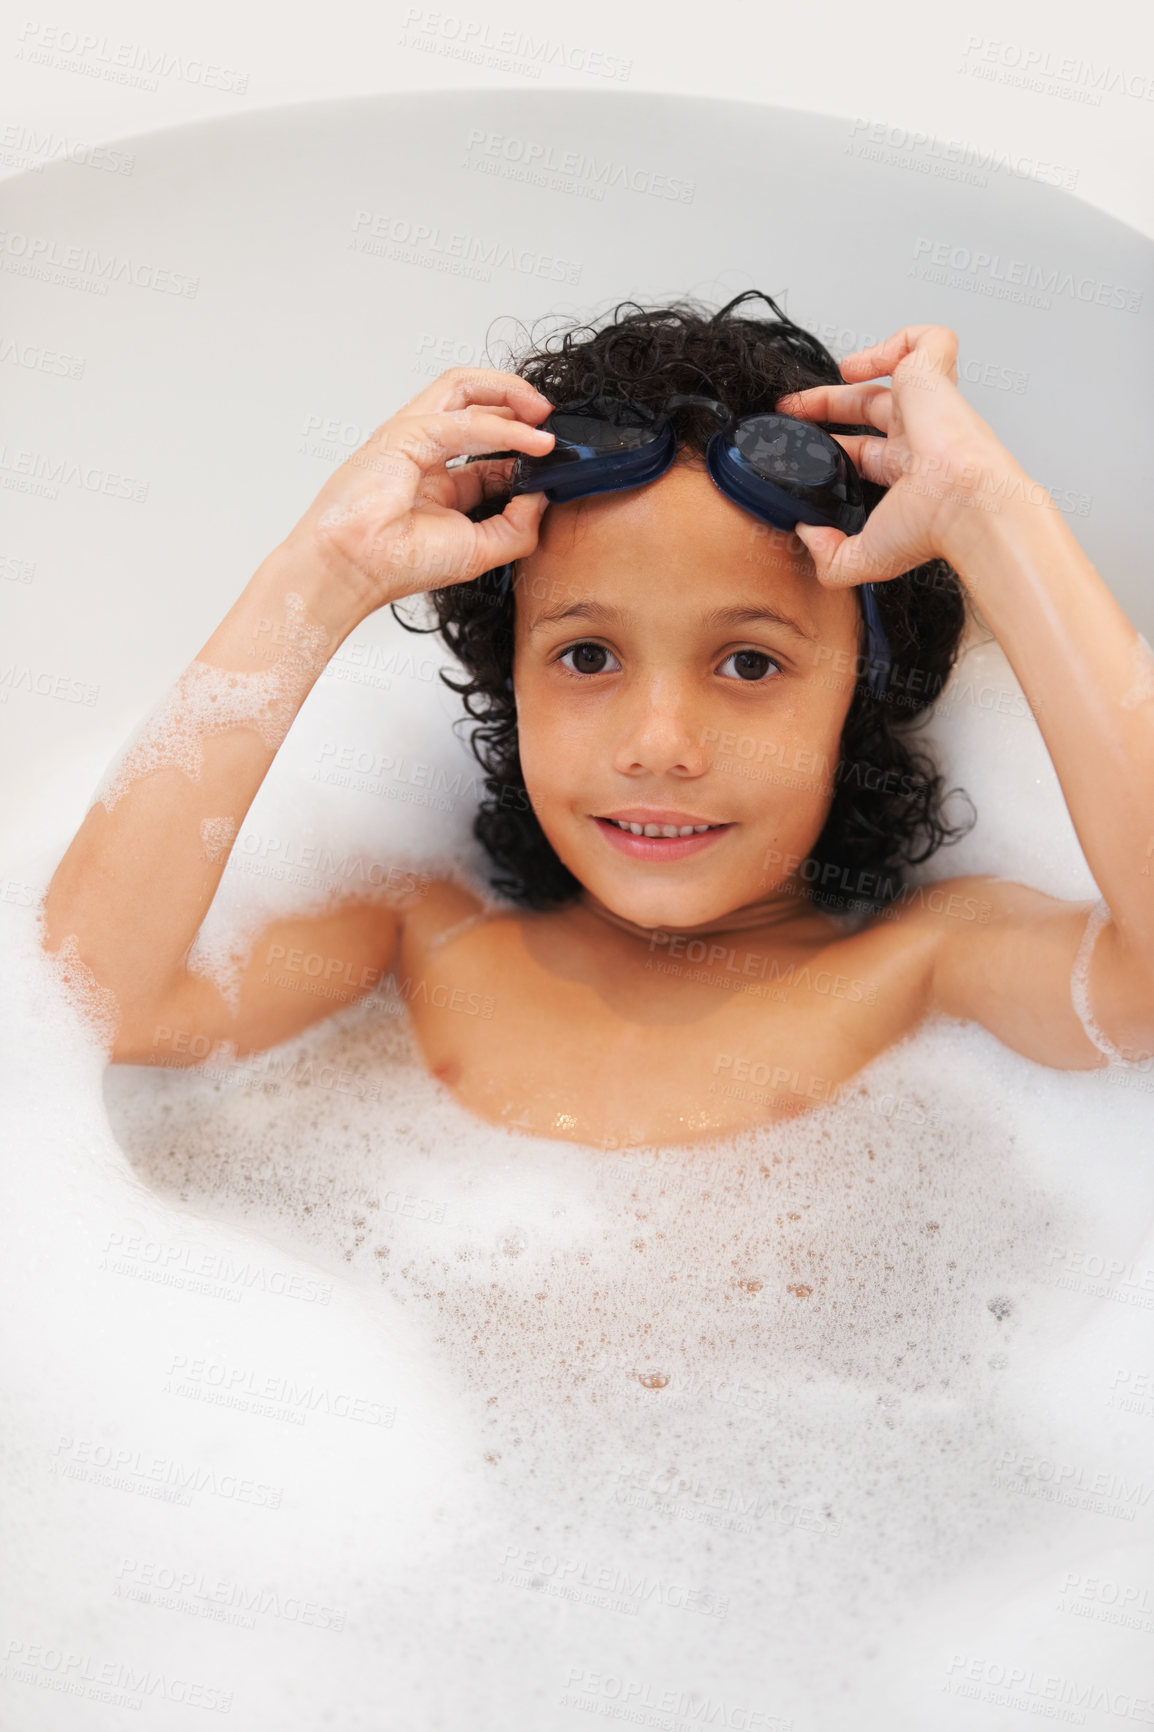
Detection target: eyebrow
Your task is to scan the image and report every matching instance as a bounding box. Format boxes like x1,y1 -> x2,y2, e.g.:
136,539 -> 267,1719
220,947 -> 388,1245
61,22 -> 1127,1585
529,599 -> 818,644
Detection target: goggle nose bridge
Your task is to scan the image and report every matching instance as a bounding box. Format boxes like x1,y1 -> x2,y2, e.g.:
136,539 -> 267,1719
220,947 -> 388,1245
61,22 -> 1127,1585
659,393 -> 731,424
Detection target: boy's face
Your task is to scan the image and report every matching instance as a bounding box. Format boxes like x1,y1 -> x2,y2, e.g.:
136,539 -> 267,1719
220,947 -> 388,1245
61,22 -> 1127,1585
512,461 -> 862,930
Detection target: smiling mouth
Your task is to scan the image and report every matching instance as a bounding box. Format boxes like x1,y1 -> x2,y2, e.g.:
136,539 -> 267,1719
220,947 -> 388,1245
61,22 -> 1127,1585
591,815 -> 733,858
602,818 -> 726,838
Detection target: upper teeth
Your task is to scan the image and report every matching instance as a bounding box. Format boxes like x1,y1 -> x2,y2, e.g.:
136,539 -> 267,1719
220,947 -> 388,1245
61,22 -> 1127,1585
610,820 -> 717,837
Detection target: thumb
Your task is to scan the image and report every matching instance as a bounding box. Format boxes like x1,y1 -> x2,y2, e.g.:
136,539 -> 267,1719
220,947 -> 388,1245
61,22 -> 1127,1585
793,522 -> 854,587
469,491 -> 548,573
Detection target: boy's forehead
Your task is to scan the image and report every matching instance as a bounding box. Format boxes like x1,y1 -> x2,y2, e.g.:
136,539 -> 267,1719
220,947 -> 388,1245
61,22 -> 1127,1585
519,462 -> 827,622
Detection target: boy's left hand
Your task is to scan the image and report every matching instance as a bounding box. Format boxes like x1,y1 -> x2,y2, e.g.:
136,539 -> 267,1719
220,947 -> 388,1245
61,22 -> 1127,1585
777,323 -> 1030,587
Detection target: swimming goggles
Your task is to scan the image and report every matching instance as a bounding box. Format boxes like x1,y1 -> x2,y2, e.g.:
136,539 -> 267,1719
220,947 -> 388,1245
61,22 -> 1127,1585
479,392 -> 891,699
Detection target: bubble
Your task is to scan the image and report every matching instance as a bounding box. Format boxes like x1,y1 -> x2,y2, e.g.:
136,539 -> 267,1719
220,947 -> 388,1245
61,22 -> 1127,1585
1120,631 -> 1154,711
41,930 -> 121,1051
1070,898 -> 1121,1063
94,593 -> 330,813
201,814 -> 239,861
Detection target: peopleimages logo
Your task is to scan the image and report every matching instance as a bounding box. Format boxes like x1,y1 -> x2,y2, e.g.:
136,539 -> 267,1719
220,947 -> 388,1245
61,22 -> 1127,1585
2,1640 -> 233,1714
847,117 -> 1079,190
463,129 -> 695,204
0,122 -> 135,175
15,20 -> 249,93
163,1354 -> 395,1428
0,229 -> 199,297
910,237 -> 1141,312
349,210 -> 581,286
959,35 -> 1154,103
101,1229 -> 334,1304
994,1447 -> 1153,1521
0,334 -> 85,379
944,1654 -> 1154,1724
114,1557 -> 348,1633
50,1435 -> 284,1509
561,1667 -> 793,1730
398,9 -> 632,81
0,444 -> 148,502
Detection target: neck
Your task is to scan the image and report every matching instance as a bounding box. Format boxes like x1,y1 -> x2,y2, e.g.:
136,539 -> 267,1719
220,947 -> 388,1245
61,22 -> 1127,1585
580,887 -> 807,941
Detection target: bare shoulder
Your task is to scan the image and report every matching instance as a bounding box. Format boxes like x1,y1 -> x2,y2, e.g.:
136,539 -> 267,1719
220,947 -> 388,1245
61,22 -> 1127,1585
844,872 -> 1107,1068
802,874 -> 1077,1038
841,872 -> 1093,978
396,873 -> 493,950
869,872 -> 1094,943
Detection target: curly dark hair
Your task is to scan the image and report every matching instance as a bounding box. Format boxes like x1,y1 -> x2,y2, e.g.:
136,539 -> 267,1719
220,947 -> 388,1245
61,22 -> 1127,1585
394,289 -> 973,915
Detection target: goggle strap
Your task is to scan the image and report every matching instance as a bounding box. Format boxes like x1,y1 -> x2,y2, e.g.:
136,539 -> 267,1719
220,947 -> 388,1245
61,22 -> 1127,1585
860,583 -> 892,700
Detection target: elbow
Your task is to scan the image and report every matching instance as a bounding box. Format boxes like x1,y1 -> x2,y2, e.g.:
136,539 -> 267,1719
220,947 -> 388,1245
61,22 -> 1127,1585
1094,963 -> 1154,1066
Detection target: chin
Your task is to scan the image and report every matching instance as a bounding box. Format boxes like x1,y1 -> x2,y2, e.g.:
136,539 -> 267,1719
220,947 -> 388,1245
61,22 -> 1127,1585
553,815 -> 764,929
590,872 -> 740,930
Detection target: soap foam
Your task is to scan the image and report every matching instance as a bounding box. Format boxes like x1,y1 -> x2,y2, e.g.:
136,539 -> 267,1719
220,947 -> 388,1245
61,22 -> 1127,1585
1070,897 -> 1125,1063
4,617 -> 1153,1731
42,929 -> 122,1053
94,594 -> 330,813
199,815 -> 239,862
1121,631 -> 1154,712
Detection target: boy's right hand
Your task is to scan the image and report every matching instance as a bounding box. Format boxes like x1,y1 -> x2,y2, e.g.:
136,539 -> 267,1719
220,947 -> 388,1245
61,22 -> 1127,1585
280,367 -> 556,616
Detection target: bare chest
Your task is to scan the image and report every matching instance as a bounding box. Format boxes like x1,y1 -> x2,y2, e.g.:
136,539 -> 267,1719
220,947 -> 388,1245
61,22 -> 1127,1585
391,915 -> 901,1149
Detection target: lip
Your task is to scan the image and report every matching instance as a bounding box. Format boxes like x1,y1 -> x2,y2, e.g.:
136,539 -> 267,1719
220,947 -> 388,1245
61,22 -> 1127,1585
592,811 -> 733,861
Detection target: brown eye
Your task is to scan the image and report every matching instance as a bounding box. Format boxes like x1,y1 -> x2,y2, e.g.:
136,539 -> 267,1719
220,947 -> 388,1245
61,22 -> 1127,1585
719,649 -> 779,682
559,642 -> 620,676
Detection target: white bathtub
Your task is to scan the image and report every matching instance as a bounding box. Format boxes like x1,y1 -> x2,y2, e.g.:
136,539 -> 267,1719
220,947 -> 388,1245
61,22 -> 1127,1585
2,91 -> 1152,1731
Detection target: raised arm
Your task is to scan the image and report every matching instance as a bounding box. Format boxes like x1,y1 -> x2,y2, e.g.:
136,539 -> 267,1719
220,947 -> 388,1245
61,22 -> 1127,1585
41,367 -> 555,1064
926,486 -> 1154,1067
780,326 -> 1154,1068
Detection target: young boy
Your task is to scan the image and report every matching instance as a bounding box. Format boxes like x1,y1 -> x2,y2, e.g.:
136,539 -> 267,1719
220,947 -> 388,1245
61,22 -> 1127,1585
41,292 -> 1154,1148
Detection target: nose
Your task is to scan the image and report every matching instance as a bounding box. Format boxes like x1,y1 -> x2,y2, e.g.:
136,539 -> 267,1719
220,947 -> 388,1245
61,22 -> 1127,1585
609,669 -> 711,779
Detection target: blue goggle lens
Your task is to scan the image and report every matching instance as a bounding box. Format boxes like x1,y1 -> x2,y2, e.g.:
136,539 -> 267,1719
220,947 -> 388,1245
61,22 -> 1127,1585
733,416 -> 840,486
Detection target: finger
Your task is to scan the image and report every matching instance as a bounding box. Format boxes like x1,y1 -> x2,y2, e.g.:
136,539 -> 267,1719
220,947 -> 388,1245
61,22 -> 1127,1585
838,325 -> 959,388
826,432 -> 894,486
441,455 -> 517,514
776,382 -> 892,430
403,366 -> 554,423
382,409 -> 555,475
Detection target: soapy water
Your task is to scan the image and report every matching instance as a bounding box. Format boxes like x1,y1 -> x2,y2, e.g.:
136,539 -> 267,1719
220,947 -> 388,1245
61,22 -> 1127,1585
3,612 -> 1153,1730
93,594 -> 331,816
1121,632 -> 1154,713
1071,900 -> 1125,1063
